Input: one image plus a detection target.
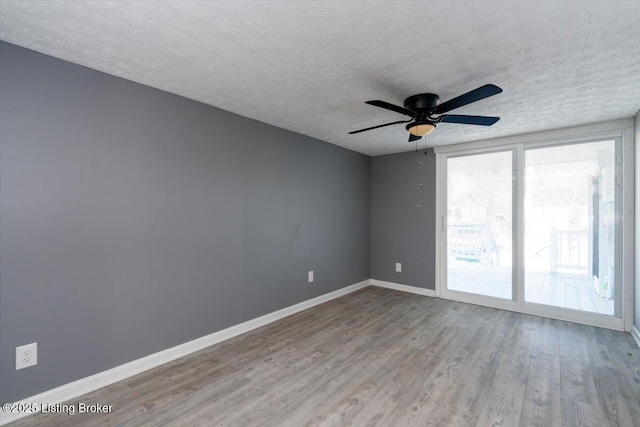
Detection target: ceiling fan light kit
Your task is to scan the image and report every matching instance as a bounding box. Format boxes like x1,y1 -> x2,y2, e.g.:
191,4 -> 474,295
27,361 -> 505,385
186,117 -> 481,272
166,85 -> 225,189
407,122 -> 436,136
349,84 -> 503,142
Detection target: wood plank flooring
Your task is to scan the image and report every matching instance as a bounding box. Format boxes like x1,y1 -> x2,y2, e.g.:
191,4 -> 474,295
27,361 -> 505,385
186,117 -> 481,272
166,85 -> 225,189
8,287 -> 640,426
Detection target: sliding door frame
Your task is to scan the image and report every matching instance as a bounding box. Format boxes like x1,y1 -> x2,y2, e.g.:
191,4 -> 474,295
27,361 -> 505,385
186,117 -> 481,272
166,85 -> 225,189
434,119 -> 635,332
438,146 -> 519,305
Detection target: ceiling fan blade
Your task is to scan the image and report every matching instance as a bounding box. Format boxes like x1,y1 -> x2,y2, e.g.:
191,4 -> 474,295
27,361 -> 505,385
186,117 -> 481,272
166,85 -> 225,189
433,84 -> 502,114
409,134 -> 422,142
348,119 -> 411,134
437,115 -> 500,126
365,100 -> 415,117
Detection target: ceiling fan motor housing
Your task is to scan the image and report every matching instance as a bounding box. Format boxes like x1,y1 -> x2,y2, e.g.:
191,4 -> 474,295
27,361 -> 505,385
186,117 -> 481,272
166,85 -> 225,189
403,93 -> 440,113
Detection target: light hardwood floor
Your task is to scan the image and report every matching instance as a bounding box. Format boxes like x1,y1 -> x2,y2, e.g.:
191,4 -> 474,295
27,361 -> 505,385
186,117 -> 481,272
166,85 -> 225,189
8,287 -> 640,426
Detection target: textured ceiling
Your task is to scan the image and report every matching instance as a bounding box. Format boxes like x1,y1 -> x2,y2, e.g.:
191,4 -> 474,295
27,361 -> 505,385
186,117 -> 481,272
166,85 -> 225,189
0,1 -> 639,156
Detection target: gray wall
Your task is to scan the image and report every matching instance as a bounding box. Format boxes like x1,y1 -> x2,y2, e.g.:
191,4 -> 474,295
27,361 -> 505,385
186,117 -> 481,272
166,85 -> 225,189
635,110 -> 639,331
0,42 -> 371,403
370,150 -> 436,289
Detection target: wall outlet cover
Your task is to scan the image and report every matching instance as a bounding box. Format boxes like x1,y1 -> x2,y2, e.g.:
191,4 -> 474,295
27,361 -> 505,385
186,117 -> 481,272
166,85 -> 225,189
395,263 -> 402,273
16,342 -> 37,370
308,271 -> 314,283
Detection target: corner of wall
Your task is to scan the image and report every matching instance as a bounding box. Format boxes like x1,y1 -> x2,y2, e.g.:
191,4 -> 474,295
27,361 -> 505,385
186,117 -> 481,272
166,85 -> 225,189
634,110 -> 639,331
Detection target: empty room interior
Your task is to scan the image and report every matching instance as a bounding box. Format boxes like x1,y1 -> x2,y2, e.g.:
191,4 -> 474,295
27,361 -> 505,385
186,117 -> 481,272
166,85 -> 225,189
1,1 -> 639,426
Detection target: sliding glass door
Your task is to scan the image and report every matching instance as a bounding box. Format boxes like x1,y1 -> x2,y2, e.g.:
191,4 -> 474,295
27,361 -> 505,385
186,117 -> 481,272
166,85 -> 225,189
439,135 -> 625,329
524,140 -> 620,317
446,151 -> 513,300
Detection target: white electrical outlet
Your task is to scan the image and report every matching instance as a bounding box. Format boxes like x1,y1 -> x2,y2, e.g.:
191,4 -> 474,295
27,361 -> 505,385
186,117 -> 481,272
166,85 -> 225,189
16,342 -> 37,370
308,271 -> 314,283
395,263 -> 402,273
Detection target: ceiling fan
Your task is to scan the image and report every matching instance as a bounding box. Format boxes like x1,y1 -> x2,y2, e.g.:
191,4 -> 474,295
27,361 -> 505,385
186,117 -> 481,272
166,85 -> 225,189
349,84 -> 503,142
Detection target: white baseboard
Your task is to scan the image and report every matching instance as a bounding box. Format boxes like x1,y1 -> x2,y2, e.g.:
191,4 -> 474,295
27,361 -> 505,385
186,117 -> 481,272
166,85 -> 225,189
371,279 -> 436,297
632,326 -> 640,349
0,279 -> 370,426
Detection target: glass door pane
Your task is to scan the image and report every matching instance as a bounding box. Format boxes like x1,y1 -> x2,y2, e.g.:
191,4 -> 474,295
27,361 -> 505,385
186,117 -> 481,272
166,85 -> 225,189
524,140 -> 617,316
446,151 -> 513,299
